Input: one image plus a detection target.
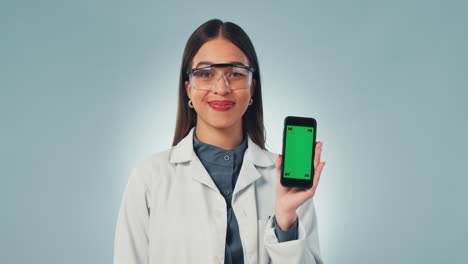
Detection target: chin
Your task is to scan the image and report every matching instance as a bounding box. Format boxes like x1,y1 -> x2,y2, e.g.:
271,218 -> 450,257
204,116 -> 242,130
208,120 -> 238,129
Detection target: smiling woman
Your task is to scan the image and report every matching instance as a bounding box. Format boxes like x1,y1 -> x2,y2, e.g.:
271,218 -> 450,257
114,18 -> 325,264
183,37 -> 257,149
174,21 -> 264,150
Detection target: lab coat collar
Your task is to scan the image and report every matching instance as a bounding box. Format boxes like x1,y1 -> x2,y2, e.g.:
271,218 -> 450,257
169,126 -> 274,167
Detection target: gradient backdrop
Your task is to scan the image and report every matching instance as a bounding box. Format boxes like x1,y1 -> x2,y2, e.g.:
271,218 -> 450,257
1,0 -> 467,263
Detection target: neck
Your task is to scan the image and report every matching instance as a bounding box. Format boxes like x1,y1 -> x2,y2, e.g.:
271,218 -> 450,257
195,121 -> 244,150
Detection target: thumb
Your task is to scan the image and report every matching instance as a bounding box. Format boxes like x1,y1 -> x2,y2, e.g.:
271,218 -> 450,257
276,154 -> 283,182
275,154 -> 288,195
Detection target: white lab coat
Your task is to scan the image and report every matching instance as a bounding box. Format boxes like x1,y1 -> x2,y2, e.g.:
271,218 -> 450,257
114,127 -> 323,264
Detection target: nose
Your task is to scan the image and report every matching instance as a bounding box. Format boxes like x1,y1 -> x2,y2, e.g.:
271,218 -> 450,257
212,73 -> 231,95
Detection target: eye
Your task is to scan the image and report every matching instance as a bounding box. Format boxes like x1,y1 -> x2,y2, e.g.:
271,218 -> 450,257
230,72 -> 246,78
193,69 -> 213,78
200,71 -> 211,77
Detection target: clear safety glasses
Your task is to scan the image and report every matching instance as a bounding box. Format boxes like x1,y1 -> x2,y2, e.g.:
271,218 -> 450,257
186,63 -> 255,91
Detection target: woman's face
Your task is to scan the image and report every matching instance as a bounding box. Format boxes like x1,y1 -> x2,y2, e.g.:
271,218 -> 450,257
185,37 -> 256,131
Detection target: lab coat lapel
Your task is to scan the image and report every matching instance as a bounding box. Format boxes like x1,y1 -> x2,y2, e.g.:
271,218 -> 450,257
169,127 -> 218,191
190,152 -> 219,191
233,135 -> 274,197
233,148 -> 262,198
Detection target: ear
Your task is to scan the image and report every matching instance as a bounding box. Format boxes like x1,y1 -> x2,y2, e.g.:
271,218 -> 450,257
185,80 -> 191,99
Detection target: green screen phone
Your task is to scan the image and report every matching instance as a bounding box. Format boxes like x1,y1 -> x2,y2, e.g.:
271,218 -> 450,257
281,116 -> 317,188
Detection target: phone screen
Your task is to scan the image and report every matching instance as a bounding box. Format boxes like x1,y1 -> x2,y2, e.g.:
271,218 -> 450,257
283,125 -> 314,180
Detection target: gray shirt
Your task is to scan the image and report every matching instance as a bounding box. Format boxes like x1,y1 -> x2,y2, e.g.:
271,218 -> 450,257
193,131 -> 298,264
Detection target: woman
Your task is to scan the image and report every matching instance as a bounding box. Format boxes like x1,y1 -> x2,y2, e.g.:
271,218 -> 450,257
114,19 -> 326,264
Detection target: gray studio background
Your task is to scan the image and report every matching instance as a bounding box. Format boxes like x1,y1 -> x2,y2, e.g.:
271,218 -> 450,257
1,0 -> 467,263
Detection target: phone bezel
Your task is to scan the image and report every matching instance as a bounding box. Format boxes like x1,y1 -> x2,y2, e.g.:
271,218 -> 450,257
280,116 -> 317,189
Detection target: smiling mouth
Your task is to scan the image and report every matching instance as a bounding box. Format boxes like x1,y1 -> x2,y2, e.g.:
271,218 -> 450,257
208,100 -> 235,111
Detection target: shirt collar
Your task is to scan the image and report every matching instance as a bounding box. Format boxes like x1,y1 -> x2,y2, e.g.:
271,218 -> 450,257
169,126 -> 274,167
192,129 -> 247,166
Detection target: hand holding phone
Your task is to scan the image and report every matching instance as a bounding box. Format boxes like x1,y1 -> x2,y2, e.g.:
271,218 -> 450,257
274,116 -> 325,230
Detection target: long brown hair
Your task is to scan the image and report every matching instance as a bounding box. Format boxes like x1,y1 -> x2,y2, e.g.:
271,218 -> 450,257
172,19 -> 266,149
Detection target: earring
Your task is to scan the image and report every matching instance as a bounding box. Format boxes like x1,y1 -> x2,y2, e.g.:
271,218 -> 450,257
248,98 -> 253,106
188,99 -> 194,108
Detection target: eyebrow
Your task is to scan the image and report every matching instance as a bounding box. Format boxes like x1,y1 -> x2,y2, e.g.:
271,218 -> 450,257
195,61 -> 247,67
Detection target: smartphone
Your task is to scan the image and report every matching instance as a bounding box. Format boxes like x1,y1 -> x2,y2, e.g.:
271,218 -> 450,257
280,116 -> 317,189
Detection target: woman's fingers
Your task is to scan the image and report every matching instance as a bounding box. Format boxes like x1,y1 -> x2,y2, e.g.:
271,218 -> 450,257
275,154 -> 282,178
275,154 -> 288,195
277,145 -> 326,198
305,161 -> 325,197
286,161 -> 325,208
